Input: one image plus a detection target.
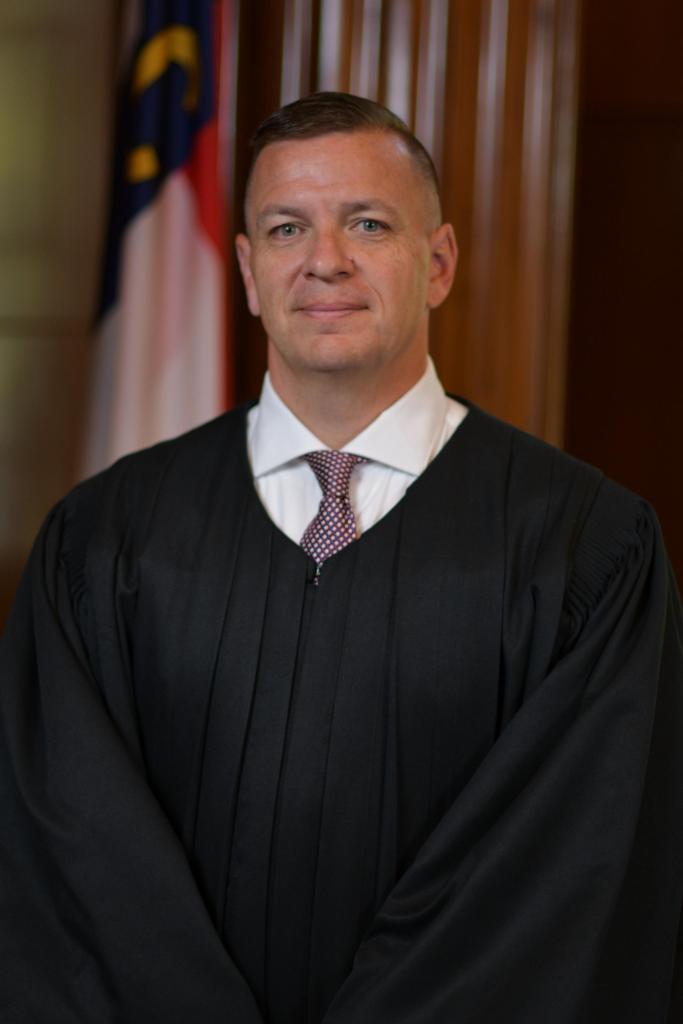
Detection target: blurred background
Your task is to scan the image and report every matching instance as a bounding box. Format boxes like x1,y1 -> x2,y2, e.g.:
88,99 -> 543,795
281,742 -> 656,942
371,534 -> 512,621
1,0 -> 681,629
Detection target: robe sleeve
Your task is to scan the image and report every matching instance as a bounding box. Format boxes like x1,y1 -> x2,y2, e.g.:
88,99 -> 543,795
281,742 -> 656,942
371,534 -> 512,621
322,484 -> 683,1024
0,503 -> 265,1024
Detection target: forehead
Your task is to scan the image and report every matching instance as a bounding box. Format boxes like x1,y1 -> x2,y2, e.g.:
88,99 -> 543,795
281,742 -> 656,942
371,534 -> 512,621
245,130 -> 434,225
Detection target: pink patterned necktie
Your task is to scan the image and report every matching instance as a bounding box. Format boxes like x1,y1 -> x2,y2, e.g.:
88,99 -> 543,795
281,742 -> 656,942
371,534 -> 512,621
300,450 -> 368,571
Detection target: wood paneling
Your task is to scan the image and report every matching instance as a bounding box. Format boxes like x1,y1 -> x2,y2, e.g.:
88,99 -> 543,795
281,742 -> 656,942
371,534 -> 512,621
233,0 -> 581,444
581,0 -> 683,113
280,0 -> 315,103
414,0 -> 449,170
349,0 -> 383,99
565,0 -> 683,586
435,0 -> 580,439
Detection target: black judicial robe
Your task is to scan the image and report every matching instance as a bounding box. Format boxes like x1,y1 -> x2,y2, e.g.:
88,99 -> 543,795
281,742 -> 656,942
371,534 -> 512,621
1,403 -> 682,1024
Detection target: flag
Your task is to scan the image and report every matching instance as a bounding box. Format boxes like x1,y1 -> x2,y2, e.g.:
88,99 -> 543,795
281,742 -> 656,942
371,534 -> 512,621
82,0 -> 231,476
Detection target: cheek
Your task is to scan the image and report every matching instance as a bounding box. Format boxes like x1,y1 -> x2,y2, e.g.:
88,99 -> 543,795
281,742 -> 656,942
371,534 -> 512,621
251,257 -> 294,310
249,267 -> 295,339
381,256 -> 429,315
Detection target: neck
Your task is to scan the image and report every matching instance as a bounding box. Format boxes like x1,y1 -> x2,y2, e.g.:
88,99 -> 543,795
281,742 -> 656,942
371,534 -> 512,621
268,354 -> 428,449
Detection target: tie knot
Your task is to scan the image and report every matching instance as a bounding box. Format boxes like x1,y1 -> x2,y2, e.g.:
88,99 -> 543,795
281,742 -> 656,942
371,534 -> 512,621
303,450 -> 367,499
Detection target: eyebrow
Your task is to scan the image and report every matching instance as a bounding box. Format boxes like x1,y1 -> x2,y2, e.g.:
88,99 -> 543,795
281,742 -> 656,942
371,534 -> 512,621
255,198 -> 403,229
339,199 -> 403,220
256,205 -> 307,227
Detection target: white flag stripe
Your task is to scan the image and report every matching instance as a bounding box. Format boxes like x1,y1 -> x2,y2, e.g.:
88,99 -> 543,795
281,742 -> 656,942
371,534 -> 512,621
82,170 -> 225,476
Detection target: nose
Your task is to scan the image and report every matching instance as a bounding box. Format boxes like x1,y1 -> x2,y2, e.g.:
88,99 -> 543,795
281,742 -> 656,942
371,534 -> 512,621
302,226 -> 354,280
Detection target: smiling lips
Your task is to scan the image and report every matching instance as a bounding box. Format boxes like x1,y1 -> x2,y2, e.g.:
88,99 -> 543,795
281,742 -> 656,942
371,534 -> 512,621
297,302 -> 367,320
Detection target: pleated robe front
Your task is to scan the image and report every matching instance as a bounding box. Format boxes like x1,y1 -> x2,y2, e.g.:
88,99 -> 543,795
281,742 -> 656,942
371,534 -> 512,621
1,403 -> 682,1023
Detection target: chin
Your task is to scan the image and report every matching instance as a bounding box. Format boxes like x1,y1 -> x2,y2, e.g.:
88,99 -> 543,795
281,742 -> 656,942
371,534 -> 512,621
289,332 -> 381,373
304,345 -> 383,376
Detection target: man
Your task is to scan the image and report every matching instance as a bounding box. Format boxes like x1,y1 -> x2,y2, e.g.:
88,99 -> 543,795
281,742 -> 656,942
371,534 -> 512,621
1,93 -> 682,1023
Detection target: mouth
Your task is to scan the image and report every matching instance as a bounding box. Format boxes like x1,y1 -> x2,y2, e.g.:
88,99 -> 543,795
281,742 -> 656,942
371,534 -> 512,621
297,303 -> 367,321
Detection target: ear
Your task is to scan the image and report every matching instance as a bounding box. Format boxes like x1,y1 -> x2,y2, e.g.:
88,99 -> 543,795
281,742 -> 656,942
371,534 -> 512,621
426,223 -> 458,310
235,234 -> 261,317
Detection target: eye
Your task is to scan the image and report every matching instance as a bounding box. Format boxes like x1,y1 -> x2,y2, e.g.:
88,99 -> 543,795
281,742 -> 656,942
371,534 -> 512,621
357,218 -> 384,233
271,223 -> 300,238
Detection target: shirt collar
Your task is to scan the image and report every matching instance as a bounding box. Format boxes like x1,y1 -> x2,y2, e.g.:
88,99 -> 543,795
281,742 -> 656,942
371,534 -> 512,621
249,357 -> 451,479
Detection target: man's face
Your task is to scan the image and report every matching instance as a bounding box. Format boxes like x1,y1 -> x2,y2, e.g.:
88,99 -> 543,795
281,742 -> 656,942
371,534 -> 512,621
235,130 -> 456,389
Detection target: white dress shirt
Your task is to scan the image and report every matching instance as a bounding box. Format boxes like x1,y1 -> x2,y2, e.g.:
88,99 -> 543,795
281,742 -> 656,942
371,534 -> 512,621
246,357 -> 468,544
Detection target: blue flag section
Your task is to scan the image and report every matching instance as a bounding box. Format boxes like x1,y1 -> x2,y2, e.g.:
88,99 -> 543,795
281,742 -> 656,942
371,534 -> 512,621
100,0 -> 218,318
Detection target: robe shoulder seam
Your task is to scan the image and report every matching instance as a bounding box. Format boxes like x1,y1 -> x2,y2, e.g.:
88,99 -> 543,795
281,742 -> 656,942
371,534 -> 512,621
562,477 -> 655,649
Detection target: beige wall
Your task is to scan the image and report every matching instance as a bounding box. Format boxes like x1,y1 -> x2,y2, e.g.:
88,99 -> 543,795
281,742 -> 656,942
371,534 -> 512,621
0,0 -> 117,622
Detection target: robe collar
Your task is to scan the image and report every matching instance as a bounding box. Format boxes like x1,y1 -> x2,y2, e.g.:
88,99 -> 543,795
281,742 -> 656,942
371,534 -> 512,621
249,357 -> 467,479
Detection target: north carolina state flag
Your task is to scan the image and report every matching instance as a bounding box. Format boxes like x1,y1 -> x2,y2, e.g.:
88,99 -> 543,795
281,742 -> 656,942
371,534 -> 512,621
82,0 -> 231,476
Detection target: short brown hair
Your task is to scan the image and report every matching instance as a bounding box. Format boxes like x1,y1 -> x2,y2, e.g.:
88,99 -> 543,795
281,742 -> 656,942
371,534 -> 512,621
245,91 -> 441,215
